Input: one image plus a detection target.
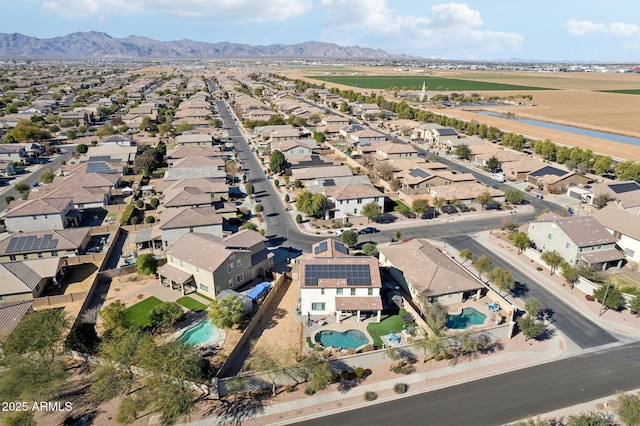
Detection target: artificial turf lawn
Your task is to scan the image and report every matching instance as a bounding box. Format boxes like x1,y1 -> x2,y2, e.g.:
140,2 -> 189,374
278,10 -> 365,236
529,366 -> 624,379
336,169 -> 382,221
122,296 -> 163,328
176,296 -> 207,312
366,308 -> 417,348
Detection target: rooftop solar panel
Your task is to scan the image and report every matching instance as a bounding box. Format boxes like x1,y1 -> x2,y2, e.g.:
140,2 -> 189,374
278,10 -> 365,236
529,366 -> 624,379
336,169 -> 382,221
5,234 -> 58,253
529,166 -> 567,177
304,263 -> 372,286
409,168 -> 430,179
314,241 -> 328,255
335,243 -> 349,255
609,182 -> 640,194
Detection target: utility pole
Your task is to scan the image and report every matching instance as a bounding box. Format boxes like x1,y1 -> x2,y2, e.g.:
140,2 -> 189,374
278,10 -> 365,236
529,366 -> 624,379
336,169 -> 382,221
599,280 -> 611,316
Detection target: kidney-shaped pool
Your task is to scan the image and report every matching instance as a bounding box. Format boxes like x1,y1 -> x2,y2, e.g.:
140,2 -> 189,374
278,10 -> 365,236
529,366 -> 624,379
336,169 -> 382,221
314,329 -> 370,350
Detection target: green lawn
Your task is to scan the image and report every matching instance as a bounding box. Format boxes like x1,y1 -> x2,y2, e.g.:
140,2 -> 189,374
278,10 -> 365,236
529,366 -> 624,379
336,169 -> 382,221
123,296 -> 163,329
176,296 -> 207,312
366,309 -> 417,348
195,292 -> 214,302
308,75 -> 549,91
600,89 -> 640,95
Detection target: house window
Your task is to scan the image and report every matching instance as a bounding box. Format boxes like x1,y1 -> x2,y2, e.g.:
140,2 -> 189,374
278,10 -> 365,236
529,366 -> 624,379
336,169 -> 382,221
542,243 -> 547,250
569,258 -> 574,264
229,279 -> 234,288
33,216 -> 37,220
35,283 -> 40,293
547,233 -> 554,241
350,288 -> 356,296
195,266 -> 199,273
311,302 -> 325,311
189,227 -> 194,233
320,288 -> 325,295
357,198 -> 362,204
625,248 -> 635,258
336,288 -> 343,295
579,248 -> 584,253
368,288 -> 373,296
236,273 -> 244,284
44,215 -> 48,219
37,252 -> 43,259
52,251 -> 59,256
23,254 -> 29,260
199,282 -> 209,292
237,258 -> 242,267
9,255 -> 16,261
228,263 -> 234,273
0,295 -> 4,302
179,260 -> 183,267
565,242 -> 572,250
354,208 -> 357,214
169,256 -> 173,263
596,245 -> 602,250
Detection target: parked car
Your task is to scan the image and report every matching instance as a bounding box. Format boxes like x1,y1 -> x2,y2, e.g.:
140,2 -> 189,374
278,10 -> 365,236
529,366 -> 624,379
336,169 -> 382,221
359,227 -> 379,234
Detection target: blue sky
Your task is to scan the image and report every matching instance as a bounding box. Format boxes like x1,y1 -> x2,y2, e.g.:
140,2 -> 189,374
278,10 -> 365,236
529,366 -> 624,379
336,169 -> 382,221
2,0 -> 640,62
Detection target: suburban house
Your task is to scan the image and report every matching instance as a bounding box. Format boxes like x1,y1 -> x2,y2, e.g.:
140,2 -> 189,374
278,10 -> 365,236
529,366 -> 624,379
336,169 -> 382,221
0,258 -> 66,303
578,181 -> 640,212
3,198 -> 80,233
166,146 -> 226,164
398,167 -> 475,194
157,230 -> 274,297
156,178 -> 229,204
291,165 -> 353,184
375,142 -> 418,160
527,213 -> 625,270
0,300 -> 33,342
527,166 -> 592,193
378,238 -> 483,307
0,228 -> 91,263
272,139 -> 319,159
592,205 -> 640,264
286,155 -> 341,174
296,238 -> 383,323
0,161 -> 16,177
0,145 -> 28,163
33,172 -> 120,209
175,132 -> 215,147
324,183 -> 385,219
102,134 -> 135,146
159,206 -> 225,248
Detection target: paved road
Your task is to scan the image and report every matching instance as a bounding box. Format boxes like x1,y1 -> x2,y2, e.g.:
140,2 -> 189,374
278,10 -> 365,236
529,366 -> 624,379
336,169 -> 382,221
295,340 -> 640,426
447,234 -> 617,349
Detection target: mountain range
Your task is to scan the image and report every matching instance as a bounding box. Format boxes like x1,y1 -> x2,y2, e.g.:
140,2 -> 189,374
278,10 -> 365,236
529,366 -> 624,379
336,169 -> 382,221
0,32 -> 406,59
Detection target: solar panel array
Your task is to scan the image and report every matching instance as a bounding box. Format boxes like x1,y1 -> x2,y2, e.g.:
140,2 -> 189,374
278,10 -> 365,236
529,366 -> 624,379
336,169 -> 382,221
86,162 -> 116,174
6,234 -> 58,253
609,182 -> 640,194
304,263 -> 371,286
314,241 -> 328,255
529,166 -> 566,177
409,168 -> 430,178
334,243 -> 349,255
436,128 -> 458,136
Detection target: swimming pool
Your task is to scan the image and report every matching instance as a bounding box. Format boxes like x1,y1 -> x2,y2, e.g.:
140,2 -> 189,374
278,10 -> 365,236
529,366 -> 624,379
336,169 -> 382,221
177,319 -> 222,347
314,329 -> 370,350
446,308 -> 487,330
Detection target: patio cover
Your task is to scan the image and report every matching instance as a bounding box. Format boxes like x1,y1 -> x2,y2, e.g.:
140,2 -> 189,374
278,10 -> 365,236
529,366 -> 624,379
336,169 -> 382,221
335,296 -> 383,311
580,249 -> 625,264
157,263 -> 193,285
134,226 -> 161,244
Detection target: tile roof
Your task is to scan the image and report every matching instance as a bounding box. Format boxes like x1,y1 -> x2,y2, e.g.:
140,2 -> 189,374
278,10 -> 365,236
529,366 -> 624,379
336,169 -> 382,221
324,183 -> 384,201
0,228 -> 89,255
335,296 -> 383,311
592,205 -> 640,241
0,300 -> 33,342
159,206 -> 224,230
378,239 -> 482,297
157,263 -> 193,285
165,233 -> 232,273
223,229 -> 266,249
299,256 -> 381,289
537,215 -> 617,247
311,238 -> 351,258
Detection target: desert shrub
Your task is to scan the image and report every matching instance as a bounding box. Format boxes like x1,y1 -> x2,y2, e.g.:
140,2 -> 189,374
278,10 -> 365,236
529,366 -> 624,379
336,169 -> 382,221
345,348 -> 356,356
340,370 -> 355,381
284,384 -> 295,393
149,198 -> 159,209
284,194 -> 290,202
391,363 -> 416,375
364,391 -> 377,401
393,383 -> 408,394
354,367 -> 366,378
304,387 -> 316,395
145,216 -> 155,224
135,199 -> 144,209
295,214 -> 303,223
360,344 -> 374,353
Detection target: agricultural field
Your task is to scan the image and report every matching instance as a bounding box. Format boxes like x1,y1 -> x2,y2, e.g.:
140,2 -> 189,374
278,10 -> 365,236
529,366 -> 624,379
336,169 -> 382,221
600,89 -> 640,95
308,75 -> 548,91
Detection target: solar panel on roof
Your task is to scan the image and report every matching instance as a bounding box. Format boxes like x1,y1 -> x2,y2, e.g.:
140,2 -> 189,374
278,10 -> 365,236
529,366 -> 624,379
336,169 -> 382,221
5,234 -> 58,253
609,182 -> 640,194
314,241 -> 328,255
436,128 -> 458,136
409,168 -> 430,179
323,179 -> 335,187
87,156 -> 112,162
529,166 -> 567,177
335,243 -> 349,255
86,162 -> 116,174
304,263 -> 372,287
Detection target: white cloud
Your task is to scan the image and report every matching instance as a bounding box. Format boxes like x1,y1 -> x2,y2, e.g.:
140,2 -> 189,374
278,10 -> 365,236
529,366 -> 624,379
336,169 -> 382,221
40,0 -> 312,22
320,1 -> 522,59
563,19 -> 640,37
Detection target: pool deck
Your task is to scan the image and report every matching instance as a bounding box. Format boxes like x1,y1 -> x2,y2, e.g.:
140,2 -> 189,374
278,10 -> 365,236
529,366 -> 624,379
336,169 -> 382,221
445,296 -> 505,330
164,311 -> 227,350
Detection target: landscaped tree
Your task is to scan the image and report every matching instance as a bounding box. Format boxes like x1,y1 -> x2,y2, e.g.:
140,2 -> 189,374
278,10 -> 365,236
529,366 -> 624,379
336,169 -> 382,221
149,302 -> 185,328
362,243 -> 378,257
412,199 -> 430,219
413,334 -> 447,362
454,330 -> 490,356
454,143 -> 471,160
592,155 -> 613,175
75,143 -> 89,154
149,197 -> 160,209
593,283 -> 626,311
301,354 -> 333,394
136,253 -> 158,276
504,188 -> 524,205
423,302 -> 449,336
341,229 -> 358,248
245,182 -> 254,196
244,342 -> 297,396
459,248 -> 474,264
1,309 -> 68,361
630,296 -> 640,318
516,315 -> 546,341
296,190 -> 327,218
524,298 -> 542,319
254,203 -> 264,213
617,392 -> 640,426
490,267 -> 515,294
565,411 -> 614,426
560,262 -> 579,288
361,201 -> 382,222
375,162 -> 395,181
473,255 -> 493,282
507,231 -> 531,254
38,166 -> 55,184
475,191 -> 493,210
133,148 -> 161,176
484,156 -> 501,172
208,294 -> 246,329
270,150 -> 286,175
100,300 -> 127,333
540,250 -> 564,275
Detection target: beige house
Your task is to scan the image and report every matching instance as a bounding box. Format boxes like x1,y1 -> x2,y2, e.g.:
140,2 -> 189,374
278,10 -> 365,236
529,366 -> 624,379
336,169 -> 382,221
3,198 -> 79,233
0,228 -> 91,263
159,206 -> 225,248
157,230 -> 274,297
0,258 -> 66,303
378,239 -> 483,308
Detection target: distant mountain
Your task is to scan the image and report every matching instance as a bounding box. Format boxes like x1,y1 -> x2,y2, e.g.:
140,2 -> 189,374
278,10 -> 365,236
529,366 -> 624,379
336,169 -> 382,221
0,31 -> 407,59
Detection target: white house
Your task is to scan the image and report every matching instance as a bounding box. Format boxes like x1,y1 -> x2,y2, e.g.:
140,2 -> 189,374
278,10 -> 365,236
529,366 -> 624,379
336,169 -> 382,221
592,205 -> 640,264
324,183 -> 385,219
3,198 -> 79,233
297,239 -> 382,323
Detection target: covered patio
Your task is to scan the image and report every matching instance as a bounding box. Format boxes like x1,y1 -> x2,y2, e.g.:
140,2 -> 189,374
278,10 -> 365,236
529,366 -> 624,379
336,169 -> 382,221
135,227 -> 162,251
580,250 -> 625,271
335,296 -> 383,323
157,263 -> 195,295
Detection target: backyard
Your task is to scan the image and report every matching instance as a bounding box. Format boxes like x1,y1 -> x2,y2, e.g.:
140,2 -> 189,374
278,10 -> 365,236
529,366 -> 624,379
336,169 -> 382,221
122,296 -> 164,328
366,308 -> 417,348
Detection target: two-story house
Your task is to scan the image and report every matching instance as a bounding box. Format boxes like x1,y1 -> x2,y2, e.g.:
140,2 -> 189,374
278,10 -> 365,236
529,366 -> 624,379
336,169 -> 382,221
324,183 -> 385,219
296,238 -> 382,323
3,198 -> 79,233
157,230 -> 274,297
527,213 -> 624,271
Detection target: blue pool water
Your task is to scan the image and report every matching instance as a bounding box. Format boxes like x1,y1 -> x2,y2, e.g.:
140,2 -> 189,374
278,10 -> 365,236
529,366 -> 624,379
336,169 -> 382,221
315,329 -> 369,350
477,110 -> 640,146
446,308 -> 487,330
177,319 -> 222,347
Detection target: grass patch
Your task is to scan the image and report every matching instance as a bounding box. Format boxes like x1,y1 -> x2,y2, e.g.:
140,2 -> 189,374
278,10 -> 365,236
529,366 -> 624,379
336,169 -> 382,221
307,75 -> 549,91
123,296 -> 163,329
195,292 -> 214,302
106,211 -> 117,218
366,308 -> 417,348
176,296 -> 207,312
600,89 -> 640,95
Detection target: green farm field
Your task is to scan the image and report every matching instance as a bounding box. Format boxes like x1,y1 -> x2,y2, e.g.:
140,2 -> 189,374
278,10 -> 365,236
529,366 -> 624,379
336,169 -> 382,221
600,89 -> 640,95
307,75 -> 549,91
